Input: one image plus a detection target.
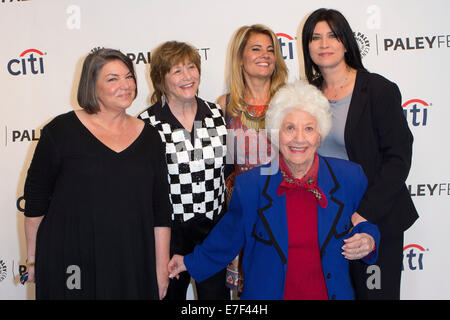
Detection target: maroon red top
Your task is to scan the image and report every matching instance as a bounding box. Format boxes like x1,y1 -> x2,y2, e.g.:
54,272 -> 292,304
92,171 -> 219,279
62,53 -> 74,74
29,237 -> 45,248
278,153 -> 329,300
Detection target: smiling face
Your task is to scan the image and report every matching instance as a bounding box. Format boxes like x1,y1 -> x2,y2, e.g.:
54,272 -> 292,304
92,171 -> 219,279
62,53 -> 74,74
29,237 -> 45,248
164,60 -> 200,105
241,32 -> 276,80
308,20 -> 347,71
95,59 -> 136,112
278,108 -> 321,177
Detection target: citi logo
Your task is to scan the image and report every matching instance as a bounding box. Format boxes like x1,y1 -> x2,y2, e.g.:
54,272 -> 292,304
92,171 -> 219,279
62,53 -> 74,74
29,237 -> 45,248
7,48 -> 46,76
402,244 -> 428,271
276,33 -> 296,60
402,99 -> 430,127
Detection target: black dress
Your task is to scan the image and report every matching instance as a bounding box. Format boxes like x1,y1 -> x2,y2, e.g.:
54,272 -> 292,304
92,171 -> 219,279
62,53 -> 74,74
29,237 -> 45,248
24,111 -> 172,299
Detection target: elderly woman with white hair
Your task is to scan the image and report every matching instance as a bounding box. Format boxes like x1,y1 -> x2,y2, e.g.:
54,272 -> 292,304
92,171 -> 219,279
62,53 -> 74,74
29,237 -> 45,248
168,81 -> 380,300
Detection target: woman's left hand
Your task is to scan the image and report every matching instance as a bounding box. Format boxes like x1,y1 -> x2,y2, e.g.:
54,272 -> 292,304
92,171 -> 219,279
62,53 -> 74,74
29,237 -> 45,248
342,233 -> 375,260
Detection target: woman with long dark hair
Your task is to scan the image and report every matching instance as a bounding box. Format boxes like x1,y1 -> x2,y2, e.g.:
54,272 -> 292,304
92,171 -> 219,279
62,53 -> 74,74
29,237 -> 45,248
301,8 -> 418,299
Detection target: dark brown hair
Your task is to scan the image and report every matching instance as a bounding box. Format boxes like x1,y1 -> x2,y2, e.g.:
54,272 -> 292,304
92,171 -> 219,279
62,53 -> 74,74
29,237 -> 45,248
77,48 -> 137,114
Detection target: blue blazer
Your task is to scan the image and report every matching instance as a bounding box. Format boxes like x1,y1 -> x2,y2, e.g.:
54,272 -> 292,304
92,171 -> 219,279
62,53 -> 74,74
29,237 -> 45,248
184,156 -> 380,300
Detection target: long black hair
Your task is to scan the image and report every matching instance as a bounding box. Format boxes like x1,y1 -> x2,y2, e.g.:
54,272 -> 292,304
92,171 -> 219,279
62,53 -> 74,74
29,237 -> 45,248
302,8 -> 367,87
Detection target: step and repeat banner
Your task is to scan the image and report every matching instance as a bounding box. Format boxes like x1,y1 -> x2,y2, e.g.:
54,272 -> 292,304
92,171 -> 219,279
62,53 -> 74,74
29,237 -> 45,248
1,0 -> 449,300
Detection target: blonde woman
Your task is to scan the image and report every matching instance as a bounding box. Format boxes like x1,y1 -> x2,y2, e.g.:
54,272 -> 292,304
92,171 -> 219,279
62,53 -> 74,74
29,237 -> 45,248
216,24 -> 288,292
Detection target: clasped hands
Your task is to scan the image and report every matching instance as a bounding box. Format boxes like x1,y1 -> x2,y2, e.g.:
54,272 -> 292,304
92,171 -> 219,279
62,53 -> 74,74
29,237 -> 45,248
342,211 -> 376,260
168,254 -> 186,279
167,212 -> 375,278
342,232 -> 375,260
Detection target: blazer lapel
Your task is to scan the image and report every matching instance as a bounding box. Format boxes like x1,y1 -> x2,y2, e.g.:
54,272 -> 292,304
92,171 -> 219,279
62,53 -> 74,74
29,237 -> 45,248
344,69 -> 369,157
255,157 -> 347,263
256,164 -> 288,265
317,156 -> 345,258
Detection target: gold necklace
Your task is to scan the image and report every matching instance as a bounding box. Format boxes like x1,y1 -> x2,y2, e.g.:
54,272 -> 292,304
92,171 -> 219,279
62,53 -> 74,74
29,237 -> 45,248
327,76 -> 349,100
240,104 -> 267,130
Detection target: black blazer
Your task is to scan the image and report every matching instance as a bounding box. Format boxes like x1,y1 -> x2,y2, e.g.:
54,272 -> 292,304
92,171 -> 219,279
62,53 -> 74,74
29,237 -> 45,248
342,69 -> 418,235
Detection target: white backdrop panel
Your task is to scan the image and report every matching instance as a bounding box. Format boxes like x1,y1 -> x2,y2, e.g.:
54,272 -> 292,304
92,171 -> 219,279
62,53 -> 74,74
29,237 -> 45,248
0,0 -> 449,300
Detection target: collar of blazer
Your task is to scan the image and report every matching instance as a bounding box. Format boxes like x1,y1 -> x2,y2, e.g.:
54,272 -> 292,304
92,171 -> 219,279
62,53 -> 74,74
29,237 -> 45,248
256,156 -> 345,264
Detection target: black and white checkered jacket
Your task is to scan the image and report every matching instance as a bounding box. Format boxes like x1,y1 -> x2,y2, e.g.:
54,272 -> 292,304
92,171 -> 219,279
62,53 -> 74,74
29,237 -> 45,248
139,97 -> 227,222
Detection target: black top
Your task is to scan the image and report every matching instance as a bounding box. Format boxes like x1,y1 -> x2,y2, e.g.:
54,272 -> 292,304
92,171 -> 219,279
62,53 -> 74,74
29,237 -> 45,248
151,96 -> 213,145
24,111 -> 171,299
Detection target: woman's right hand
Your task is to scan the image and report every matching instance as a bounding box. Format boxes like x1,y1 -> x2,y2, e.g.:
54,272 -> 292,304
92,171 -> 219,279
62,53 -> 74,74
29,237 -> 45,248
168,254 -> 186,279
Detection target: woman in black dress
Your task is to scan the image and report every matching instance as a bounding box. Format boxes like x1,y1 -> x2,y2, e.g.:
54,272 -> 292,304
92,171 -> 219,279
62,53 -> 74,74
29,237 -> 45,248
23,48 -> 172,299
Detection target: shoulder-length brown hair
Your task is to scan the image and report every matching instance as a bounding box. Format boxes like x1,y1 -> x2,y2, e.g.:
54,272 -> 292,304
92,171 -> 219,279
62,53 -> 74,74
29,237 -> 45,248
77,48 -> 137,114
226,24 -> 288,118
150,41 -> 201,104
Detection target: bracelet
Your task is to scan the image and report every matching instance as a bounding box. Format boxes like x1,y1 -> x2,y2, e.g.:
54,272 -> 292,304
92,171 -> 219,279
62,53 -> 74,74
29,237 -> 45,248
26,259 -> 35,267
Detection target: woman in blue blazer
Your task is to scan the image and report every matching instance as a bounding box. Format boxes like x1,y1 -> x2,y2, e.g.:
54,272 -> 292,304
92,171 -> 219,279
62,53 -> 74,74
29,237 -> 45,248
301,8 -> 418,299
168,81 -> 380,300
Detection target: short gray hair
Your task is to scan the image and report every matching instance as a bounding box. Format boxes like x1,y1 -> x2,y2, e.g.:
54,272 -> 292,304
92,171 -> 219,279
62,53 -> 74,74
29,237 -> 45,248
265,80 -> 332,144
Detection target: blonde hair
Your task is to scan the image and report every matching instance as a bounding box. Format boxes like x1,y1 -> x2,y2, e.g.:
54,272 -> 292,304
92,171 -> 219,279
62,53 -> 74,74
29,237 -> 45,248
150,41 -> 201,104
226,24 -> 288,118
265,80 -> 332,146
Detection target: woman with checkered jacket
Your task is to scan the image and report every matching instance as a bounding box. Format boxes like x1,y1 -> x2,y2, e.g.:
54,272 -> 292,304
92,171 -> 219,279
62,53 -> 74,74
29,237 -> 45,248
138,41 -> 229,300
